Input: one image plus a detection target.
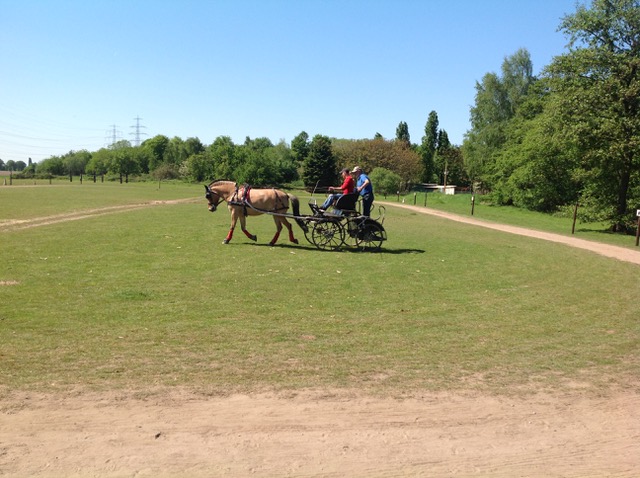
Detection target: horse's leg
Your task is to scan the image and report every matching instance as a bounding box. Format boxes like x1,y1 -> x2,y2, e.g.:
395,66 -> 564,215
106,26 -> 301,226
282,217 -> 299,245
269,217 -> 283,246
240,214 -> 257,242
223,209 -> 239,244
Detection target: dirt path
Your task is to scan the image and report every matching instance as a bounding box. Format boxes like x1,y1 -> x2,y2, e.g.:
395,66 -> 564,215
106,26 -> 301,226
1,389 -> 638,477
2,200 -> 639,477
0,198 -> 197,232
384,202 -> 640,266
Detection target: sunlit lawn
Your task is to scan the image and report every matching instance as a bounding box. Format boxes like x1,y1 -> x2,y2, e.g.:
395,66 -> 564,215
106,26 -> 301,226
1,182 -> 638,398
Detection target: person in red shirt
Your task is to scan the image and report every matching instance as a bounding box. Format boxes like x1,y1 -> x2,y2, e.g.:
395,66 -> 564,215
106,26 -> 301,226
320,168 -> 356,211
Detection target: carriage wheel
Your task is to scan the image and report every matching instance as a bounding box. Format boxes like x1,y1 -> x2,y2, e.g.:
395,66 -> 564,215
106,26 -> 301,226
311,220 -> 345,251
355,220 -> 385,251
303,221 -> 314,245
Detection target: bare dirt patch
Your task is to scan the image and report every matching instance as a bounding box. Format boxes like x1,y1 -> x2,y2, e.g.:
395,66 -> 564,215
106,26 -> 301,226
1,388 -> 638,477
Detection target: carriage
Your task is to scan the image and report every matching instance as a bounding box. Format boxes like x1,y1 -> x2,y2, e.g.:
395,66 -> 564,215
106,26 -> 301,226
204,181 -> 387,251
305,192 -> 387,251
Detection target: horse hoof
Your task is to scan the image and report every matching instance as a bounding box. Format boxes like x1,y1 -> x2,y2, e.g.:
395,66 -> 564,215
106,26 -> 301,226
250,235 -> 257,242
268,241 -> 275,246
222,239 -> 229,244
292,239 -> 299,245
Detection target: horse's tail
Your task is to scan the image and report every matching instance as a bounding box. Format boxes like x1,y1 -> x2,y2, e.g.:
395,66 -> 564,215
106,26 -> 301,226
290,195 -> 308,233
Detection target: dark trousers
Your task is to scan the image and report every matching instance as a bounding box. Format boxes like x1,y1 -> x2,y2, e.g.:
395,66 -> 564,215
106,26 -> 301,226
362,193 -> 374,216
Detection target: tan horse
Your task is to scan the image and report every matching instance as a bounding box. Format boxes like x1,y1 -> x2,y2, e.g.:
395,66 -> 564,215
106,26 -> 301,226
204,180 -> 308,245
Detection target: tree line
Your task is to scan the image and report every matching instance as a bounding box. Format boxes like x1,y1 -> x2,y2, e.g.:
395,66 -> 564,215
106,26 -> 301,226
19,116 -> 463,196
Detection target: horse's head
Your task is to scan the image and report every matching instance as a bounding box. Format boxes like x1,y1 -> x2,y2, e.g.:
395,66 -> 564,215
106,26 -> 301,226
204,185 -> 224,212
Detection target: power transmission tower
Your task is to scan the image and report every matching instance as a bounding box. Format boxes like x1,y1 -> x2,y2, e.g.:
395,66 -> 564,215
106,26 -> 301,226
105,124 -> 123,148
130,116 -> 147,147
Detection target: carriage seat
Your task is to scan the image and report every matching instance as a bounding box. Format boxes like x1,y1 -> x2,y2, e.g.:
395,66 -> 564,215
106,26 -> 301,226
331,192 -> 359,215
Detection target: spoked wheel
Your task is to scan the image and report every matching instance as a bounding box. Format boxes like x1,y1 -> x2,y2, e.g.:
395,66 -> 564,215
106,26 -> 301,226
303,222 -> 314,245
355,219 -> 386,251
311,220 -> 345,251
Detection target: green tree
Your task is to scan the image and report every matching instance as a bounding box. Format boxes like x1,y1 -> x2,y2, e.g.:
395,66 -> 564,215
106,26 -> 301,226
36,156 -> 65,175
7,160 -> 26,171
86,148 -> 111,176
265,140 -> 298,184
463,49 -> 535,188
395,121 -> 410,146
420,111 -> 439,182
152,162 -> 180,181
291,131 -> 310,164
234,138 -> 289,186
208,136 -> 237,179
244,136 -> 273,151
141,135 -> 170,172
182,152 -> 213,182
369,167 -> 402,196
108,141 -> 139,179
164,136 -> 186,166
545,0 -> 640,230
184,137 -> 205,157
433,129 -> 451,185
63,150 -> 91,175
495,113 -> 577,211
303,134 -> 336,189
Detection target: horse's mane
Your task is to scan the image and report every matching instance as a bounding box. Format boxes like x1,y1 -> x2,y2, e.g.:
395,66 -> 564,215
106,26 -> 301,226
208,179 -> 236,187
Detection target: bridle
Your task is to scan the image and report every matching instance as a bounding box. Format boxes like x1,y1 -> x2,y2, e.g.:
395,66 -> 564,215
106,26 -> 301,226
205,185 -> 226,212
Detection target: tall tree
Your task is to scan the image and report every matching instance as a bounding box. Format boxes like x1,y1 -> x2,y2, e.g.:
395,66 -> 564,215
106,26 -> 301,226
463,49 -> 535,188
420,111 -> 439,182
291,131 -> 309,164
545,0 -> 640,230
303,134 -> 336,189
434,129 -> 451,185
501,48 -> 535,115
395,121 -> 410,146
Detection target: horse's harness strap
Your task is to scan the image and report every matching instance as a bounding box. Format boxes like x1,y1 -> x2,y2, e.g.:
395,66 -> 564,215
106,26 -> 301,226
228,184 -> 287,215
273,189 -> 287,211
228,184 -> 252,216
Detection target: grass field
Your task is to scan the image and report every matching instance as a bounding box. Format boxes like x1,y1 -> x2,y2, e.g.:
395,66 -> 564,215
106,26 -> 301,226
1,182 -> 638,398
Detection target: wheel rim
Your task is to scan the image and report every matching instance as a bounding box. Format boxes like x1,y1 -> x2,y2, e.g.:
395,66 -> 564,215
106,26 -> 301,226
311,221 -> 344,250
355,222 -> 384,251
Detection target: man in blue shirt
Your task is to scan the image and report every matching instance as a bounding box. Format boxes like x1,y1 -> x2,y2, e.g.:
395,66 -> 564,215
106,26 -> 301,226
351,166 -> 374,216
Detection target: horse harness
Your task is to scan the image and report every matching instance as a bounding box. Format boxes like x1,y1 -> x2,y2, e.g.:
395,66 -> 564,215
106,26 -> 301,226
228,184 -> 288,216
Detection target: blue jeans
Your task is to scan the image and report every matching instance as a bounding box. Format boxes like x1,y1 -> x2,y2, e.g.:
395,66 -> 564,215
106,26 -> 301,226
321,193 -> 342,210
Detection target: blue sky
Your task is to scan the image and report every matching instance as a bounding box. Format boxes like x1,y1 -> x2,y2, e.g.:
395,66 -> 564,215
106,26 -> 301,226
1,0 -> 583,164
